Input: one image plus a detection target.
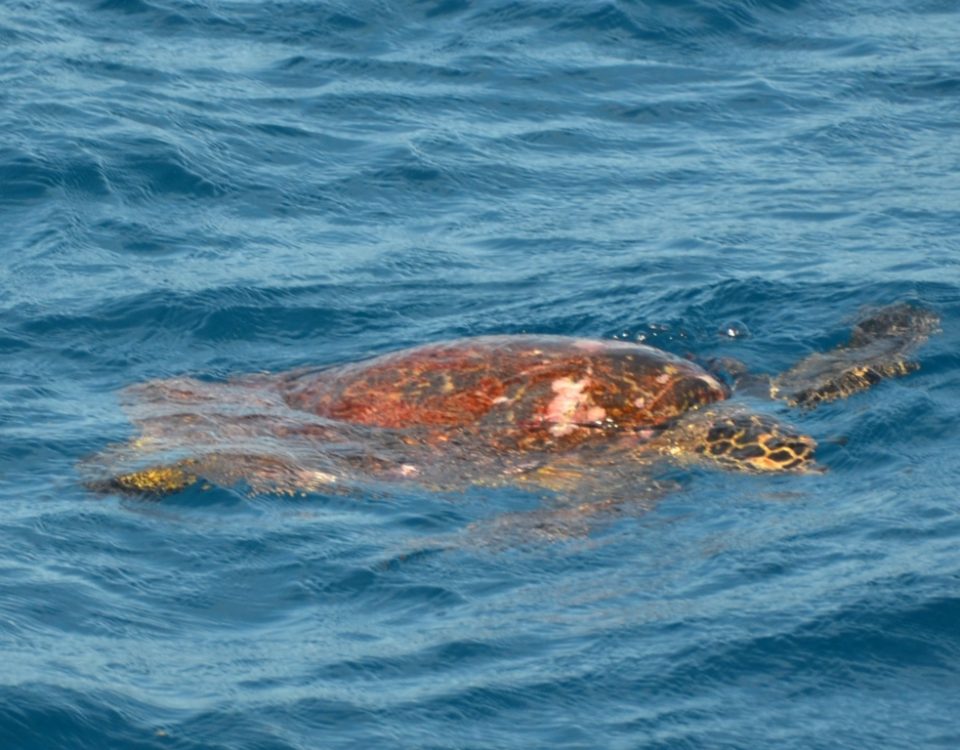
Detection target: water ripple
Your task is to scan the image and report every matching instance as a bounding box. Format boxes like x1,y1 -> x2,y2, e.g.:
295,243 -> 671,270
2,0 -> 959,747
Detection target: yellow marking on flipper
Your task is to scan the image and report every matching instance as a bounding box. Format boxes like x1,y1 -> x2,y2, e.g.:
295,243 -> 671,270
113,465 -> 198,494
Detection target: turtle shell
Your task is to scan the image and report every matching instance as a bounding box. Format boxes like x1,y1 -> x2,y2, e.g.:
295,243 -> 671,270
279,336 -> 728,452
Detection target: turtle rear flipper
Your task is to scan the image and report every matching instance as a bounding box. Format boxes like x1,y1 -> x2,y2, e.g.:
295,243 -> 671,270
84,452 -> 342,498
82,460 -> 201,498
772,303 -> 940,408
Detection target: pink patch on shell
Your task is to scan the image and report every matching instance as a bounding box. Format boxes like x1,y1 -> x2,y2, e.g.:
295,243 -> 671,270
547,377 -> 587,419
543,376 -> 606,436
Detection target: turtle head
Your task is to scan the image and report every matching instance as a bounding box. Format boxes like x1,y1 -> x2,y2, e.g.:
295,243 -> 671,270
666,410 -> 818,473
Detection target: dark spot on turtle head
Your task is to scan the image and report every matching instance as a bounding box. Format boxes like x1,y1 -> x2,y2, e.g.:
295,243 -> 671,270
730,444 -> 766,460
708,440 -> 733,456
707,423 -> 736,442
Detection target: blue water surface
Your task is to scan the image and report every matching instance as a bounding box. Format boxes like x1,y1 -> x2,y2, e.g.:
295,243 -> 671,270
2,0 -> 960,748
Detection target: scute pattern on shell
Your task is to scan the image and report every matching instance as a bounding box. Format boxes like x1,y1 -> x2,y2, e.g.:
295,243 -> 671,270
279,336 -> 729,452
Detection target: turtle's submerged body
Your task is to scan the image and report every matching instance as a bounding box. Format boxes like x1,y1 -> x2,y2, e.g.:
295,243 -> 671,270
88,304 -> 938,503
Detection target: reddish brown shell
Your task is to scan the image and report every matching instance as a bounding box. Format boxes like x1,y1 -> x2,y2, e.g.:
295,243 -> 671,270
279,336 -> 728,452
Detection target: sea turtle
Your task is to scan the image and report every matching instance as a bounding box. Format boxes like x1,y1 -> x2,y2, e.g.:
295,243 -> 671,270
84,303 -> 939,511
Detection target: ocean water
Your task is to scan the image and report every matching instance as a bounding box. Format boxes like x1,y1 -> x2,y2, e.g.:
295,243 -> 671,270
2,0 -> 960,747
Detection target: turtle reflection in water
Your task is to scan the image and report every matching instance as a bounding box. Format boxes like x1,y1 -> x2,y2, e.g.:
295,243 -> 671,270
85,304 -> 939,518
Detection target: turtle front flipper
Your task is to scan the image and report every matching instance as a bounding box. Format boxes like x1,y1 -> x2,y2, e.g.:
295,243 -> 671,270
472,456 -> 675,542
447,446 -> 675,542
772,303 -> 940,408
